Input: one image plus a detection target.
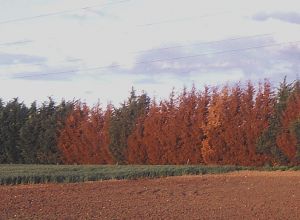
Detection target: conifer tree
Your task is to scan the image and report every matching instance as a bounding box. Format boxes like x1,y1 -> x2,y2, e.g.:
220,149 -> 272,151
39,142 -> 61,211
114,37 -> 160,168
141,100 -> 164,164
257,79 -> 291,165
58,102 -> 113,164
0,98 -> 28,163
19,101 -> 39,163
202,87 -> 228,164
19,99 -> 74,164
276,80 -> 300,164
0,99 -> 4,162
109,88 -> 150,163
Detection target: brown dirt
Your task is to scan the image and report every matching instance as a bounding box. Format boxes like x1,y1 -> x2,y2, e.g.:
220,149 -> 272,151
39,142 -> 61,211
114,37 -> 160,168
1,171 -> 300,220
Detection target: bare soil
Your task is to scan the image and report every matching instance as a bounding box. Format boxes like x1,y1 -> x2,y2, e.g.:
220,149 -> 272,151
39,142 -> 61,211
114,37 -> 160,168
1,171 -> 300,220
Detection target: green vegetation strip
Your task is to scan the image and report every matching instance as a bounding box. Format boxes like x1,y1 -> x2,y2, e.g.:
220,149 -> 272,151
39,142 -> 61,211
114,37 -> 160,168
0,165 -> 300,185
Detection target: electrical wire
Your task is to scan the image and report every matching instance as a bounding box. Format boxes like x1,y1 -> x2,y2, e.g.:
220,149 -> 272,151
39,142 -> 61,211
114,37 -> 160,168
0,0 -> 130,25
0,40 -> 33,47
12,39 -> 300,79
132,33 -> 273,54
136,11 -> 230,27
0,33 -> 272,68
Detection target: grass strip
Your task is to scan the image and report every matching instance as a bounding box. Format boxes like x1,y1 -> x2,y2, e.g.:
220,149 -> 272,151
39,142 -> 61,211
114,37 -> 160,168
0,164 -> 299,185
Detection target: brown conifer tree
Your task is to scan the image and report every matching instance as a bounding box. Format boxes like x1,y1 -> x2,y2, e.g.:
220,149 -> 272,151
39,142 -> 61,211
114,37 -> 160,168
58,102 -> 113,164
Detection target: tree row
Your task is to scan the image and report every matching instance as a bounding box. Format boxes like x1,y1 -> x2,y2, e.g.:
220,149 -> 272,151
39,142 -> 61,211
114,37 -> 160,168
0,78 -> 299,165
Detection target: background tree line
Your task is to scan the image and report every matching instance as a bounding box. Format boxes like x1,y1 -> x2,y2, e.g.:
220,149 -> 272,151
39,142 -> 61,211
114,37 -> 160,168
0,78 -> 299,166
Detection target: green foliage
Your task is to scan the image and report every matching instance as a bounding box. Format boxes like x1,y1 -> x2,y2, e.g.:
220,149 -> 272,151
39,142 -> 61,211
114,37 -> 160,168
0,99 -> 3,162
0,78 -> 300,166
1,164 -> 299,185
19,98 -> 74,164
109,88 -> 150,163
0,98 -> 74,164
257,78 -> 292,164
19,101 -> 39,163
0,164 -> 247,185
0,98 -> 28,163
276,77 -> 294,114
292,119 -> 300,161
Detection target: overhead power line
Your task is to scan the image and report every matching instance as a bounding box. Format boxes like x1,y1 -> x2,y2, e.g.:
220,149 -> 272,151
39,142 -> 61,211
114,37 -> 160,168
0,3 -> 230,51
0,3 -> 237,35
0,58 -> 83,69
0,31 -> 270,53
136,11 -> 230,27
0,0 -> 130,25
12,40 -> 300,79
0,33 -> 272,68
0,10 -> 230,49
0,40 -> 33,47
132,33 -> 273,54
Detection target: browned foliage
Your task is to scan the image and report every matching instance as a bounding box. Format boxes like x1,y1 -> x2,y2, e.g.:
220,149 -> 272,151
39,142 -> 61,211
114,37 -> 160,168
57,80 -> 300,165
276,82 -> 300,163
58,102 -> 113,164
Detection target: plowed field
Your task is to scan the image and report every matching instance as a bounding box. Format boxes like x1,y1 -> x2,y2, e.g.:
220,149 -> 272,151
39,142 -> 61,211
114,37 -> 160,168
1,171 -> 300,219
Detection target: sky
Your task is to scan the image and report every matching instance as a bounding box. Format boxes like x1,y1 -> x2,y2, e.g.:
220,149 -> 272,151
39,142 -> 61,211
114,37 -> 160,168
0,0 -> 300,106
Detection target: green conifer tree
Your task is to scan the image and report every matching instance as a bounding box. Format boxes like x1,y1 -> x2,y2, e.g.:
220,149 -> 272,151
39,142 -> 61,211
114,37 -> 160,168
109,88 -> 150,163
0,98 -> 28,163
